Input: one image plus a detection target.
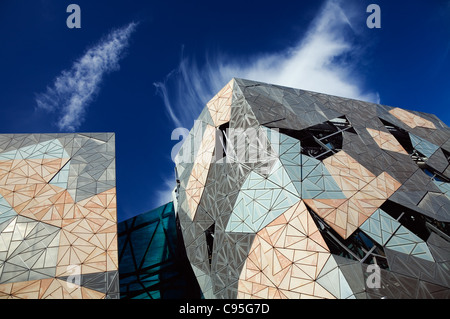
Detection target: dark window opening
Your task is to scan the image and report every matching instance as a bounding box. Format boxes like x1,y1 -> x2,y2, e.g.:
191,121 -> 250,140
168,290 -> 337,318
306,205 -> 389,269
380,200 -> 450,242
380,117 -> 450,181
174,167 -> 180,200
422,165 -> 450,183
214,122 -> 229,162
271,116 -> 356,161
379,118 -> 415,154
442,148 -> 450,165
205,223 -> 215,269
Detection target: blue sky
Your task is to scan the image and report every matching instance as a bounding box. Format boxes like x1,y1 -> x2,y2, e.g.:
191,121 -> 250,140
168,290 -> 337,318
0,0 -> 449,222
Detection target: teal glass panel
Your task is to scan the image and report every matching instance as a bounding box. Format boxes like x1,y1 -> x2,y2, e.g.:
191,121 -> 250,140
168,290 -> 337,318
118,202 -> 201,299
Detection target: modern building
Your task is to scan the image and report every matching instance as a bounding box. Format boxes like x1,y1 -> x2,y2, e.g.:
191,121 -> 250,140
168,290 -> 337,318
2,79 -> 449,300
0,133 -> 119,299
173,78 -> 450,299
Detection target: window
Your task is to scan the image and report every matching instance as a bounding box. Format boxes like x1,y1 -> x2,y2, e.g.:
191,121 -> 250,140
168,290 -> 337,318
204,223 -> 215,268
273,116 -> 356,160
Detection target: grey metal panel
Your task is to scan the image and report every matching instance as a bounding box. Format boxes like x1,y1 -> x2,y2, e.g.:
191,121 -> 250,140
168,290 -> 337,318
417,281 -> 450,298
230,92 -> 260,131
210,231 -> 255,298
380,150 -> 419,183
341,130 -> 385,177
427,127 -> 450,148
66,133 -> 116,202
417,192 -> 450,222
399,169 -> 440,193
427,232 -> 450,263
193,205 -> 215,231
385,247 -> 450,288
426,148 -> 449,173
186,233 -> 210,274
389,190 -> 428,207
333,255 -> 366,296
179,216 -> 207,248
0,215 -> 61,284
0,134 -> 55,154
361,263 -> 431,299
441,137 -> 450,153
57,270 -> 120,298
444,165 -> 450,179
236,78 -> 347,131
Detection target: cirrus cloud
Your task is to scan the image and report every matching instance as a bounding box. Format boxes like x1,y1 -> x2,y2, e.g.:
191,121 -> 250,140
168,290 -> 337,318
155,0 -> 379,130
36,22 -> 138,131
152,0 -> 380,208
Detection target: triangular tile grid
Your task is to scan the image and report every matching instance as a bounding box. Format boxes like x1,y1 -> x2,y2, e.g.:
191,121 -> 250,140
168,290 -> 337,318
0,139 -> 69,161
0,215 -> 60,284
66,136 -> 116,203
0,158 -> 69,186
185,125 -> 216,220
315,255 -> 355,299
366,128 -> 408,155
49,160 -> 71,189
0,278 -> 105,299
388,108 -> 436,129
303,151 -> 403,238
262,126 -> 346,200
175,78 -> 450,299
360,208 -> 434,262
0,194 -> 16,225
225,159 -> 300,233
0,133 -> 118,299
207,79 -> 234,127
237,200 -> 336,299
300,155 -> 347,200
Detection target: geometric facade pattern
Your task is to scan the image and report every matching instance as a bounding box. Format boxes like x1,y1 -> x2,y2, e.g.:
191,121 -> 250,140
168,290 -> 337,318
238,200 -> 334,299
118,202 -> 201,299
389,107 -> 437,130
360,208 -> 435,261
366,128 -> 408,155
174,78 -> 450,299
0,133 -> 119,299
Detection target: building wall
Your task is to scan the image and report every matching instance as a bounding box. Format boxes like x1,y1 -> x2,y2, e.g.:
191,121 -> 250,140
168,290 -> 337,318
174,78 -> 450,299
0,133 -> 119,299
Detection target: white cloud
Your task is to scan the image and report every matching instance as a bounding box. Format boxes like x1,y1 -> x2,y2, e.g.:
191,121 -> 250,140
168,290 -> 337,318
153,0 -> 381,208
36,22 -> 138,131
154,171 -> 177,208
154,0 -> 379,130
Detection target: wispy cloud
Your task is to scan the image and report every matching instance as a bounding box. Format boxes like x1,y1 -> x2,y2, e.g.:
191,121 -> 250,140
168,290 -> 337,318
153,0 -> 380,207
154,0 -> 379,130
154,171 -> 177,208
36,22 -> 138,131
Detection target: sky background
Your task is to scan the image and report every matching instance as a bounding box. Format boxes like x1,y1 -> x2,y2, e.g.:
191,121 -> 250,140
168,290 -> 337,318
0,0 -> 449,222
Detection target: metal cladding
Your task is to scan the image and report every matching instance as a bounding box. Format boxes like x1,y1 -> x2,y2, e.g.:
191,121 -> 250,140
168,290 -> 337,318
174,78 -> 450,299
0,133 -> 119,299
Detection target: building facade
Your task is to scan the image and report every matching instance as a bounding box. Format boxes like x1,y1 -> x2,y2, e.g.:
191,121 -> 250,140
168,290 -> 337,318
0,133 -> 119,299
173,78 -> 450,299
